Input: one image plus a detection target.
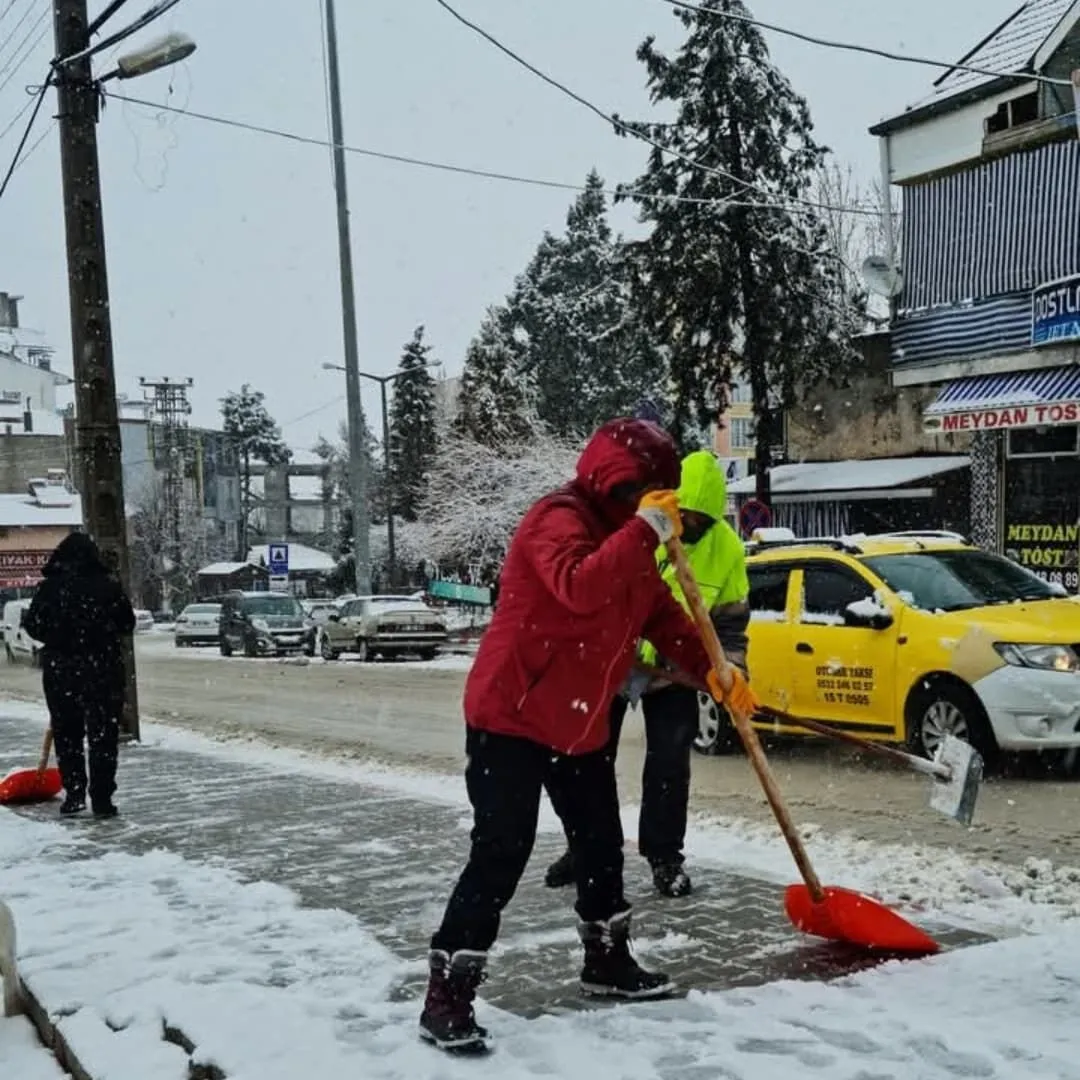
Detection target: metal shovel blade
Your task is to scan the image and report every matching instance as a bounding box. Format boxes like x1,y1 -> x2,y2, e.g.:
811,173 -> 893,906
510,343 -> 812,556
785,884 -> 941,955
928,735 -> 983,826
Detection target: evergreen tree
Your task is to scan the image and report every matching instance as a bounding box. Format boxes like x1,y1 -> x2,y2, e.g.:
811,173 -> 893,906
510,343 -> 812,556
388,326 -> 438,521
455,305 -> 538,447
507,171 -> 668,438
616,0 -> 863,498
220,384 -> 291,558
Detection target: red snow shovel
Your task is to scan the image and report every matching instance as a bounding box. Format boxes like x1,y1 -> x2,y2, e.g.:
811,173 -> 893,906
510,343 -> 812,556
0,729 -> 63,805
665,537 -> 940,955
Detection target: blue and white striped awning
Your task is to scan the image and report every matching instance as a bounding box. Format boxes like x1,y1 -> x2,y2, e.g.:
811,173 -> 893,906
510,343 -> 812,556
923,365 -> 1080,431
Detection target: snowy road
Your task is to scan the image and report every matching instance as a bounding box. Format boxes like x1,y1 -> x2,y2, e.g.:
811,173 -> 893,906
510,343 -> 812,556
4,634 -> 1080,873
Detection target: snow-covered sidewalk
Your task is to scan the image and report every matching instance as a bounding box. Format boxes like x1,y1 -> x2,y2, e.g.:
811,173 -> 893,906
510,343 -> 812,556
3,697 -> 1080,1078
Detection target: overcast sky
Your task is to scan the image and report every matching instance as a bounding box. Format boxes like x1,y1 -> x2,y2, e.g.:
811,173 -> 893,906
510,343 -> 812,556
0,0 -> 1024,451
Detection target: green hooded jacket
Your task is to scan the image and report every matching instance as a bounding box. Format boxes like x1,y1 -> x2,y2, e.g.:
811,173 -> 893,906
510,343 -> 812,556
638,450 -> 749,668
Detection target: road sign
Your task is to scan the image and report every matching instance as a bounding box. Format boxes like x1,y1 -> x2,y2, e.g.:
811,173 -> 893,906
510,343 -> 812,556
269,575 -> 290,593
738,498 -> 772,537
268,542 -> 289,577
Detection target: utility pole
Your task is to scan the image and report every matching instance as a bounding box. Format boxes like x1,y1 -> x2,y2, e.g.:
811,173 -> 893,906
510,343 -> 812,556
323,0 -> 371,595
379,378 -> 394,587
53,0 -> 140,740
140,377 -> 194,614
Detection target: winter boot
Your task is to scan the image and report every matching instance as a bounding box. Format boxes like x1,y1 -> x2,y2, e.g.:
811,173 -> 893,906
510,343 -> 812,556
92,800 -> 118,819
544,848 -> 575,888
418,949 -> 491,1053
59,796 -> 85,817
578,911 -> 674,999
651,861 -> 693,898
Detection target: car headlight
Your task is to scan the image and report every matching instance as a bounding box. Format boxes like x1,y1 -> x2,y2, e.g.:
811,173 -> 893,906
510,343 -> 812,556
251,618 -> 270,633
994,642 -> 1080,673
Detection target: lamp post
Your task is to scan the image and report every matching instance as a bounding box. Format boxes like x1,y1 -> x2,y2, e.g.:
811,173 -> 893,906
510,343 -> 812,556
52,6 -> 197,742
322,362 -> 439,586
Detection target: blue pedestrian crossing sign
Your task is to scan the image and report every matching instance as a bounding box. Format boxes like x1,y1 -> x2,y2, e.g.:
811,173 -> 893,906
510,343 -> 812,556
268,543 -> 289,576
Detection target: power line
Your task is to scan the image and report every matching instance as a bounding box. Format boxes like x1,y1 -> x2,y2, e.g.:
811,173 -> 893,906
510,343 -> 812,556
657,0 -> 1075,89
0,76 -> 47,202
0,0 -> 25,29
105,90 -> 881,216
0,18 -> 49,98
429,0 -> 869,219
0,85 -> 34,141
0,0 -> 39,51
0,5 -> 48,85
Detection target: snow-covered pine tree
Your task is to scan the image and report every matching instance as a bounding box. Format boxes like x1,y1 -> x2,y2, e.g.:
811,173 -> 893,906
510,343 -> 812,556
388,326 -> 438,522
220,384 -> 291,558
616,0 -> 863,499
507,170 -> 668,439
455,306 -> 538,447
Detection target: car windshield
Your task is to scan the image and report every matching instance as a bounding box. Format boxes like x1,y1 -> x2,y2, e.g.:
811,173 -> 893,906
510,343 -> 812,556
861,550 -> 1060,613
241,596 -> 302,616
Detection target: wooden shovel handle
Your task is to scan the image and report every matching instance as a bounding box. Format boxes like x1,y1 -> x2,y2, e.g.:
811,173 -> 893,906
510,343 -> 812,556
665,537 -> 825,902
36,728 -> 53,775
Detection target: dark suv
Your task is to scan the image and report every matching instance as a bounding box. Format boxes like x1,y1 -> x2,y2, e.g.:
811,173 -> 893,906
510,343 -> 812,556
218,591 -> 315,658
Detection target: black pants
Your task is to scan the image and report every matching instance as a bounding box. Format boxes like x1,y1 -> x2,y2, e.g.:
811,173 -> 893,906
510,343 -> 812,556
43,657 -> 120,805
604,684 -> 699,867
431,727 -> 628,954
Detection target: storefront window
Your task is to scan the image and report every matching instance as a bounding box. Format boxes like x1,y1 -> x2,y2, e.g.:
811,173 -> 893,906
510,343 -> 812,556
1004,426 -> 1079,591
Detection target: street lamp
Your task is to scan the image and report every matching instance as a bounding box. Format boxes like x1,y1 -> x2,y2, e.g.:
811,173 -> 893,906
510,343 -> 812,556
322,361 -> 440,587
98,33 -> 197,81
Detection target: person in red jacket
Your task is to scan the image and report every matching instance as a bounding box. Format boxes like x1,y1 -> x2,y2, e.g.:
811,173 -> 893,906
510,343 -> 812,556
419,418 -> 757,1053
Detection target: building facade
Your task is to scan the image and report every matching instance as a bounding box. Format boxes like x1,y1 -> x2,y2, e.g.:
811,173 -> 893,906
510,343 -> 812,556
872,0 -> 1080,590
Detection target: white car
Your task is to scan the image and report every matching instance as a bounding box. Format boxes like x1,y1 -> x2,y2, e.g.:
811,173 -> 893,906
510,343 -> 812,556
320,594 -> 449,661
2,599 -> 41,665
133,609 -> 155,633
174,602 -> 222,647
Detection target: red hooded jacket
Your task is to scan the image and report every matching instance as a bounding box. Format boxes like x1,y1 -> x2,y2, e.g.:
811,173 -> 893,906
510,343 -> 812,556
464,419 -> 714,755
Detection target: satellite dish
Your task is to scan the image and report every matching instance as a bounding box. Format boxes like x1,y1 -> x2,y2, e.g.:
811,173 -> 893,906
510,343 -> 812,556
861,255 -> 904,298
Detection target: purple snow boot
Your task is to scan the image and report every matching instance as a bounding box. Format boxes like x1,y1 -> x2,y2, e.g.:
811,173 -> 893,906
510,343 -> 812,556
418,948 -> 490,1053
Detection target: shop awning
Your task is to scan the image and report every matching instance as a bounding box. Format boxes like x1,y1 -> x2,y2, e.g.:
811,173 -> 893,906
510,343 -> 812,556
923,365 -> 1080,433
727,456 -> 969,504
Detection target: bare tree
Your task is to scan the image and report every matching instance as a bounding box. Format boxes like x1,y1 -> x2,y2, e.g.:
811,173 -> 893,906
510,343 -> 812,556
129,473 -> 208,613
419,424 -> 580,570
814,162 -> 897,327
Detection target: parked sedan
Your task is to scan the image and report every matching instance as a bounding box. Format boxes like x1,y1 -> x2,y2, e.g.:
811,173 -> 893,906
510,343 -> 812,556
174,602 -> 222,647
133,609 -> 155,633
319,595 -> 448,661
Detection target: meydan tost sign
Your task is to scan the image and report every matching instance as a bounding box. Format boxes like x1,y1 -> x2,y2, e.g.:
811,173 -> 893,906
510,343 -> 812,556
1032,274 -> 1080,347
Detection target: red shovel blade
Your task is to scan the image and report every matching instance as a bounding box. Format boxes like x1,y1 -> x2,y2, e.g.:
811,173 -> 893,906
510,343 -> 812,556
785,884 -> 941,955
0,766 -> 63,805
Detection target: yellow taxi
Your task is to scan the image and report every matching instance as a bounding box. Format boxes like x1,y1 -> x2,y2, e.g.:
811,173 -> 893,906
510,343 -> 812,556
695,530 -> 1080,763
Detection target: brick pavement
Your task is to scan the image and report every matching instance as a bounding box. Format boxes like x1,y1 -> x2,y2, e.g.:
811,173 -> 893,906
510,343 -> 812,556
0,709 -> 987,1019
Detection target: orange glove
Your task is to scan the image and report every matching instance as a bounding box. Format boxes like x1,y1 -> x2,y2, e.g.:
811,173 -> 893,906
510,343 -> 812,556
705,666 -> 759,719
636,490 -> 682,542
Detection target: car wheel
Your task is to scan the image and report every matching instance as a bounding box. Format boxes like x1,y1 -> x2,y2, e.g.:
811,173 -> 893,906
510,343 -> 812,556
320,633 -> 339,661
694,693 -> 740,756
418,649 -> 438,661
354,638 -> 370,662
219,635 -> 232,657
906,680 -> 997,765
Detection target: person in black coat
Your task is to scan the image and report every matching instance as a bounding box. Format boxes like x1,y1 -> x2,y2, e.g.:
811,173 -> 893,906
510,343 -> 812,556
23,532 -> 135,818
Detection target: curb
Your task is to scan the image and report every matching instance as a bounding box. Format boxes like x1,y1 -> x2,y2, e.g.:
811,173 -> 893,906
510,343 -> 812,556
18,974 -> 227,1080
18,977 -> 95,1080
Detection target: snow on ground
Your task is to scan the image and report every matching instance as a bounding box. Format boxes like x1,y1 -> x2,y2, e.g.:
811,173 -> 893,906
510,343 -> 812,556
2,809 -> 1079,1079
0,1016 -> 67,1079
5,695 -> 1080,939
